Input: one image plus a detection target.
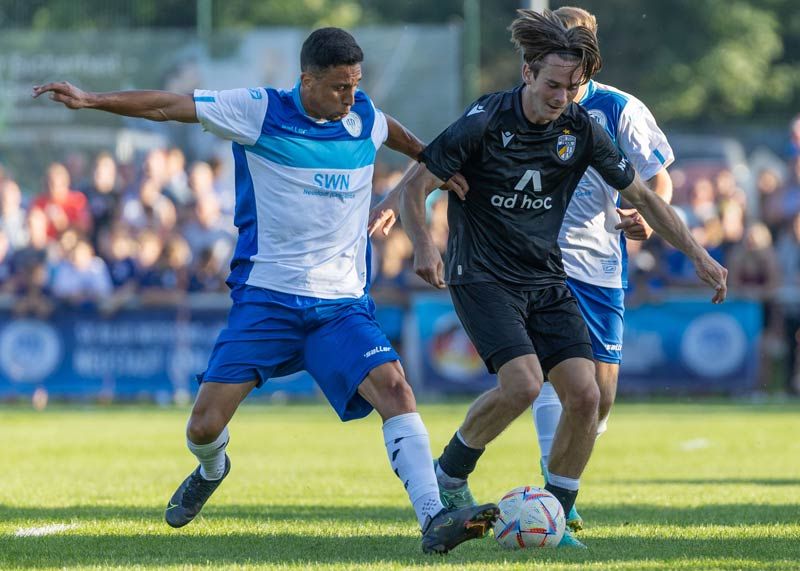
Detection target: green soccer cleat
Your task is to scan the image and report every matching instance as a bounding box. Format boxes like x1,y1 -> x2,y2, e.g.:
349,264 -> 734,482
421,503 -> 500,554
165,455 -> 230,528
540,458 -> 584,532
434,459 -> 478,510
557,528 -> 588,549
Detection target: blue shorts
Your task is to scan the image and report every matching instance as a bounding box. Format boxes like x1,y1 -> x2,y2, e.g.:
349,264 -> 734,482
199,285 -> 400,421
565,278 -> 625,364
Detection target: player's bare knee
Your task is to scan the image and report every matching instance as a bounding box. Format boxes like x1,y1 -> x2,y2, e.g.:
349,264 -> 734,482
565,381 -> 600,418
366,366 -> 416,412
186,412 -> 225,445
382,372 -> 416,410
501,378 -> 541,410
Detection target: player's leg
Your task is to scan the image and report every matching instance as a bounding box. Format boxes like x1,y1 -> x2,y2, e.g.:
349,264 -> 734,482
526,284 -> 597,547
435,283 -> 541,508
595,361 -> 620,435
358,361 -> 498,553
166,289 -> 305,528
304,297 -> 498,553
532,279 -> 624,531
166,380 -> 255,528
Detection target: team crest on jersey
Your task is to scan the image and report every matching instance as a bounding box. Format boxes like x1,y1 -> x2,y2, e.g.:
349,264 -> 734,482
342,112 -> 363,137
588,109 -> 607,128
557,133 -> 576,161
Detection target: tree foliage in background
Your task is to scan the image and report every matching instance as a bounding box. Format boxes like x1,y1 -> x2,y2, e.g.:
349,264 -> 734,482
1,0 -> 798,123
565,0 -> 799,123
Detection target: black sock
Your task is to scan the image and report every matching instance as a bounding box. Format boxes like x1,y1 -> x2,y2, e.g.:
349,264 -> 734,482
437,432 -> 485,479
545,483 -> 578,516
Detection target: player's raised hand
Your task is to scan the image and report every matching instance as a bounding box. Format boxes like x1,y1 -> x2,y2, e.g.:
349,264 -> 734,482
414,241 -> 446,289
615,207 -> 653,240
693,253 -> 728,304
440,172 -> 469,200
368,203 -> 397,237
32,81 -> 92,109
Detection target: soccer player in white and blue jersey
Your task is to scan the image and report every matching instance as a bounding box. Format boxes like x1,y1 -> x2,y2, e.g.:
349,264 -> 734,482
532,6 -> 676,532
33,27 -> 498,554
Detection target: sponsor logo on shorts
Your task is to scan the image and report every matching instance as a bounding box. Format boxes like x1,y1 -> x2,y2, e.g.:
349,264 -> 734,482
604,343 -> 623,351
364,346 -> 392,359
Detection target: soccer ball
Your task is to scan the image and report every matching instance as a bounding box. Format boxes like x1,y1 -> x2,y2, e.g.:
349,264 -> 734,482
494,486 -> 565,549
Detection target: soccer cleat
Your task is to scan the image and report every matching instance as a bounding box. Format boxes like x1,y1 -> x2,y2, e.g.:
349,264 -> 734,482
165,455 -> 230,528
421,503 -> 500,554
540,458 -> 584,532
434,460 -> 478,510
557,528 -> 588,549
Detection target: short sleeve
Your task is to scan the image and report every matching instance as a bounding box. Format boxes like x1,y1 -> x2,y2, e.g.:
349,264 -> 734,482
616,100 -> 675,180
589,119 -> 636,190
371,107 -> 389,149
193,88 -> 269,146
418,105 -> 489,182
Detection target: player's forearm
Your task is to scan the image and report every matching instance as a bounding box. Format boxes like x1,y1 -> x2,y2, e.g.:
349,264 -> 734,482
645,169 -> 673,204
87,90 -> 198,123
399,178 -> 434,248
629,185 -> 705,261
385,114 -> 425,160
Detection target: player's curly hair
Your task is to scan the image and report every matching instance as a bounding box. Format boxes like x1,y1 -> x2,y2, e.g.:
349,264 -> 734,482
509,9 -> 602,85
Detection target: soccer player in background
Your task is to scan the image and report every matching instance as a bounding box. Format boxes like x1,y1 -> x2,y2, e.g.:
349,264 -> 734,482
33,27 -> 499,554
531,5 -> 676,533
396,10 -> 727,548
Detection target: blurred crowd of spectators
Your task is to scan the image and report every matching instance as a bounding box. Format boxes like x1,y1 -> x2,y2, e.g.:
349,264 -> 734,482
2,116 -> 800,393
0,148 -> 236,316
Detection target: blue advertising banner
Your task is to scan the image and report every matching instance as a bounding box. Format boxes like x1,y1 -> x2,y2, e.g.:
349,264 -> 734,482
406,293 -> 762,395
620,299 -> 761,394
0,307 -> 317,401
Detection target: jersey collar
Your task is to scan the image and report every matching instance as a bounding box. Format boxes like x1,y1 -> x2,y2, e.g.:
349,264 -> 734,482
576,80 -> 597,105
291,81 -> 331,125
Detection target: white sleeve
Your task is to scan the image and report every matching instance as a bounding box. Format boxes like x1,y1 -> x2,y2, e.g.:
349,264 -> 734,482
371,107 -> 389,150
616,99 -> 675,181
193,88 -> 269,146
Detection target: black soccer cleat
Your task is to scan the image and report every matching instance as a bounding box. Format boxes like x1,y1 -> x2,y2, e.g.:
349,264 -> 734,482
421,502 -> 500,554
165,455 -> 230,528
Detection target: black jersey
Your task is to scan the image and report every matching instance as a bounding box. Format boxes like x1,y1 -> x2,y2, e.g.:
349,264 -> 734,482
420,85 -> 636,288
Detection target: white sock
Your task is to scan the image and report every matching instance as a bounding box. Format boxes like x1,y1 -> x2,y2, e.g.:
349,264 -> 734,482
187,426 -> 229,481
383,412 -> 444,527
548,472 -> 580,491
597,416 -> 609,437
532,381 -> 562,476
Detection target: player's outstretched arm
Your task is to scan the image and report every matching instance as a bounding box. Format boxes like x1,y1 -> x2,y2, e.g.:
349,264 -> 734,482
32,81 -> 198,123
619,174 -> 728,304
398,164 -> 447,289
367,163 -> 468,237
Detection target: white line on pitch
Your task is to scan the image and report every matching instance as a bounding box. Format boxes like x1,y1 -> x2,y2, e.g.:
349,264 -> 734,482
14,523 -> 79,537
679,438 -> 711,451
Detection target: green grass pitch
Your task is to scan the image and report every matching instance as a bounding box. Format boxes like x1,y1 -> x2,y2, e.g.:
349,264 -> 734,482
2,401 -> 800,570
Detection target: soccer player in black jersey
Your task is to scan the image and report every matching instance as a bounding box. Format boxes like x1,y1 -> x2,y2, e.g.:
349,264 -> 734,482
397,10 -> 728,548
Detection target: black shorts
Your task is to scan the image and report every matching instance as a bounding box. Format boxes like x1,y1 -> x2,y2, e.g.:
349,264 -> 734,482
449,281 -> 593,375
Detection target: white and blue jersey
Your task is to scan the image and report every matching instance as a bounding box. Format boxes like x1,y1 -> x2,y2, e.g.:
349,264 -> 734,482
193,84 -> 388,299
560,81 -> 674,363
560,80 -> 674,289
192,84 -> 399,421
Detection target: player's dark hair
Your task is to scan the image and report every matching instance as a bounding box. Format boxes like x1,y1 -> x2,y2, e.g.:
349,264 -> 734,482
509,9 -> 602,84
300,27 -> 364,72
552,6 -> 598,35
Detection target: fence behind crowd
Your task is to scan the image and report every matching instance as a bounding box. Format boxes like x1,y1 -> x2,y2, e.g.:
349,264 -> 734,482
0,293 -> 763,402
